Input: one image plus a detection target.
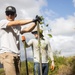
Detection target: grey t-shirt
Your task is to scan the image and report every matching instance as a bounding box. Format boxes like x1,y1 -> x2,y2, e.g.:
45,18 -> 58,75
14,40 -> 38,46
0,19 -> 21,54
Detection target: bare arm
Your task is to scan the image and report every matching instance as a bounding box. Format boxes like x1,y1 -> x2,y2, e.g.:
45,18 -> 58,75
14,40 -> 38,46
20,22 -> 36,34
7,19 -> 33,27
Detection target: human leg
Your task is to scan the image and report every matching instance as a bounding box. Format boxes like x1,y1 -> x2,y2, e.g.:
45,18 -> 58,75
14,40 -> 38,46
34,62 -> 40,75
0,52 -> 20,75
42,63 -> 48,75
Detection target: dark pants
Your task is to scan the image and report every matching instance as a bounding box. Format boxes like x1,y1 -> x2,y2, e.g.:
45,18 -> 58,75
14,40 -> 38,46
34,62 -> 48,75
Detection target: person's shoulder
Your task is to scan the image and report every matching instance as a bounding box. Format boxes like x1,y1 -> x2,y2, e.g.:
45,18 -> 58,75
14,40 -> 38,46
27,39 -> 36,44
0,19 -> 7,21
29,38 -> 37,42
29,38 -> 36,41
0,19 -> 9,23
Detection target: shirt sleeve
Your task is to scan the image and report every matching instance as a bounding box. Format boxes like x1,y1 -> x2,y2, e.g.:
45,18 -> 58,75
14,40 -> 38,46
27,39 -> 33,46
0,19 -> 9,29
47,41 -> 54,61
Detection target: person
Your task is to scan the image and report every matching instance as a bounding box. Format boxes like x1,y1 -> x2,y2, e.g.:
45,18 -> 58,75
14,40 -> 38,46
25,28 -> 55,75
0,6 -> 41,75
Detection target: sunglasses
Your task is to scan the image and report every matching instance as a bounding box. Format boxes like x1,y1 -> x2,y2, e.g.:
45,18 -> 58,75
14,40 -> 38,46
6,11 -> 15,16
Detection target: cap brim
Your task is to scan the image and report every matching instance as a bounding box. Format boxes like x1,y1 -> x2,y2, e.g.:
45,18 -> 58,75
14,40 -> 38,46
5,10 -> 16,13
31,31 -> 37,34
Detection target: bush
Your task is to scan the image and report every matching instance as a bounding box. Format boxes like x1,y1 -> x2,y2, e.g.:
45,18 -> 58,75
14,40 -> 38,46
0,56 -> 75,75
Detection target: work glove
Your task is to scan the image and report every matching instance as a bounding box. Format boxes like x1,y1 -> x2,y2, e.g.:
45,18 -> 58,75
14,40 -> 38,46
33,15 -> 42,23
50,61 -> 55,71
21,36 -> 26,42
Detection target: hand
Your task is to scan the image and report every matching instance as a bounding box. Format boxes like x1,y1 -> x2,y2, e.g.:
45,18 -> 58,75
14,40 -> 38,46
50,61 -> 55,71
21,36 -> 26,42
33,15 -> 42,23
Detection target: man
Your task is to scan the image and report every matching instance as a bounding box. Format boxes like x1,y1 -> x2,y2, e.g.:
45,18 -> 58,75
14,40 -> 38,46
25,28 -> 55,75
0,6 -> 41,75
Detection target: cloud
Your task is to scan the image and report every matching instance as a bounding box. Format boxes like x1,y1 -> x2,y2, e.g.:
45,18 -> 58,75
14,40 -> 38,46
50,35 -> 75,49
45,15 -> 75,36
0,0 -> 47,19
41,9 -> 58,20
42,9 -> 75,57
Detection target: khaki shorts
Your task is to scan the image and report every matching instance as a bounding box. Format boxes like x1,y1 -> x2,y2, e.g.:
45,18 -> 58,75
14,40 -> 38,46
0,52 -> 21,75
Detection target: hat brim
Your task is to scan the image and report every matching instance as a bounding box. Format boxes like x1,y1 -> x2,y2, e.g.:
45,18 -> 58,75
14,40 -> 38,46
31,31 -> 37,34
5,10 -> 16,13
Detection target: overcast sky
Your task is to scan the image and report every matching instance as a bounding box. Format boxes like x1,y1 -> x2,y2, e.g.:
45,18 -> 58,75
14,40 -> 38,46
0,0 -> 75,60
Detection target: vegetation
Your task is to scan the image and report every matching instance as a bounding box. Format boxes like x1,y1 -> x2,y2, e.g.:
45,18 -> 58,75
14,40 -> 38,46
0,56 -> 75,75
